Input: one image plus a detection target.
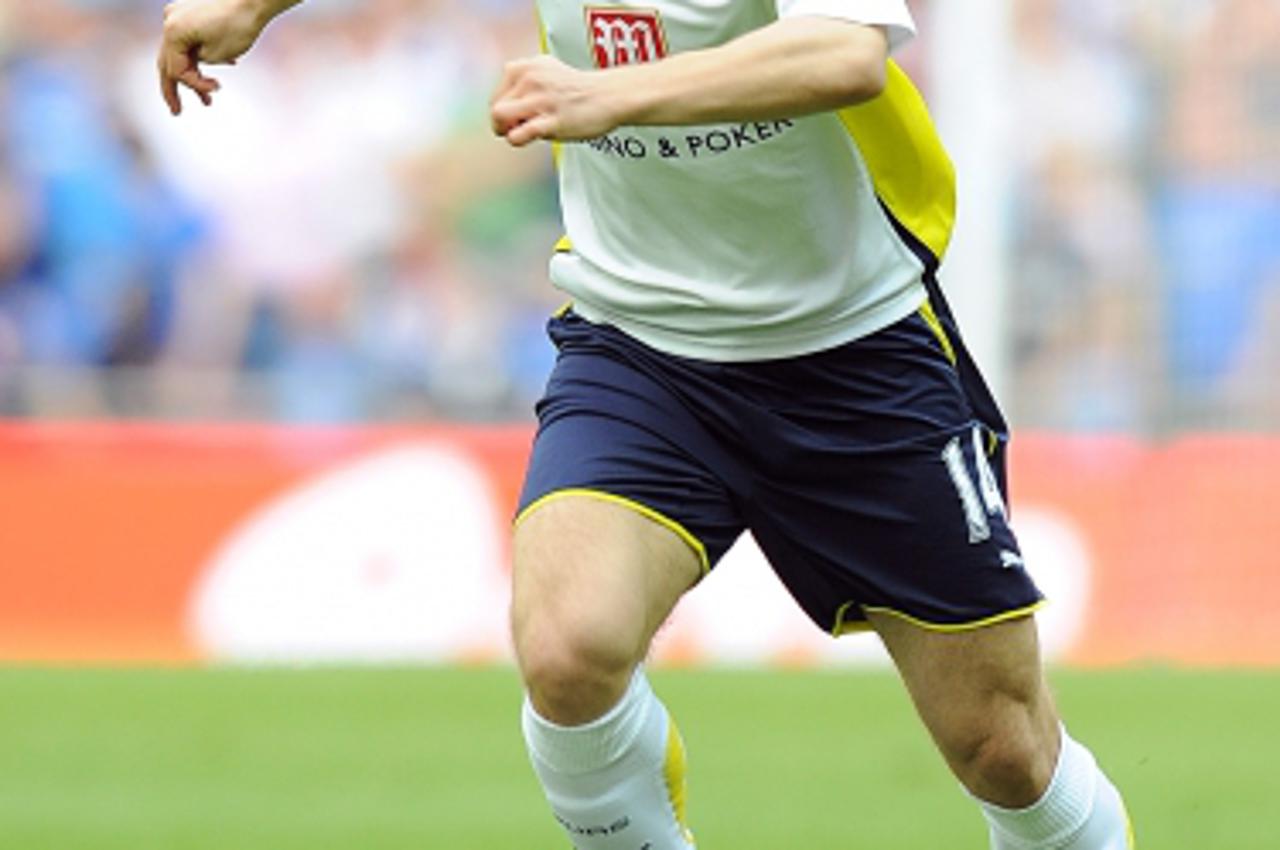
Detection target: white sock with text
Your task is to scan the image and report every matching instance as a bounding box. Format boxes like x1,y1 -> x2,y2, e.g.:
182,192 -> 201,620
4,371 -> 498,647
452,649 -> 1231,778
522,669 -> 695,849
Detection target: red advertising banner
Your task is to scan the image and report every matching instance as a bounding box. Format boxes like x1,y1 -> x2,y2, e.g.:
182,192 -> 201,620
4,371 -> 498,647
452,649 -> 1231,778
1010,435 -> 1280,667
0,423 -> 529,664
0,422 -> 1275,667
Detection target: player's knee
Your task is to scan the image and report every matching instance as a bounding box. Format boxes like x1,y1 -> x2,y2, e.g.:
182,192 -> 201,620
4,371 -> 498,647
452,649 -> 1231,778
513,608 -> 640,725
960,728 -> 1052,806
949,698 -> 1058,807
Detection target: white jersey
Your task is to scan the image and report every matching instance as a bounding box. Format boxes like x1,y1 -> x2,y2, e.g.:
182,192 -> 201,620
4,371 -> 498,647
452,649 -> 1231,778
538,0 -> 957,361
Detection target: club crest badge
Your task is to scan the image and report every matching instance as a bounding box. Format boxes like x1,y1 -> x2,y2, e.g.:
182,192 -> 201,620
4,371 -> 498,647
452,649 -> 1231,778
586,7 -> 668,68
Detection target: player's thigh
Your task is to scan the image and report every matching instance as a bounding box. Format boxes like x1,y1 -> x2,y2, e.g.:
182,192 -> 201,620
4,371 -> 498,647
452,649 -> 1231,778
869,611 -> 1060,802
512,494 -> 703,677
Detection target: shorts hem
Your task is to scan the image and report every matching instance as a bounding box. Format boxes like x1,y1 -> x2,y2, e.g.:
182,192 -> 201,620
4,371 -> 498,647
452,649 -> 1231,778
832,599 -> 1048,636
514,488 -> 711,576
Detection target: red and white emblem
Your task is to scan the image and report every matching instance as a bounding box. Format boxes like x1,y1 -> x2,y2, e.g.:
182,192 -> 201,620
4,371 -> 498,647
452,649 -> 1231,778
586,7 -> 668,68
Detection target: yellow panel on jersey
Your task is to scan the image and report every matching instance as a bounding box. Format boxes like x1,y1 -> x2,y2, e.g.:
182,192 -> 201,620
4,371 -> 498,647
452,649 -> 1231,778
837,61 -> 956,263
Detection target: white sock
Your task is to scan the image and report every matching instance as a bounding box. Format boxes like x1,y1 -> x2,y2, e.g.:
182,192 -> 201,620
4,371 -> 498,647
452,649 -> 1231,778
521,668 -> 695,849
980,727 -> 1133,849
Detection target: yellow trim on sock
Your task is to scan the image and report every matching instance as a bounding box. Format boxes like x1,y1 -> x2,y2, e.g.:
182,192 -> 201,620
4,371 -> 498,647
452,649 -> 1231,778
918,301 -> 957,366
664,717 -> 695,844
551,300 -> 573,318
834,600 -> 1047,636
514,488 -> 710,576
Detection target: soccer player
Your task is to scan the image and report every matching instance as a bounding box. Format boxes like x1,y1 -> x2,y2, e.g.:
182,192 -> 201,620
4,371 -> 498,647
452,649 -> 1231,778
158,1 -> 1135,847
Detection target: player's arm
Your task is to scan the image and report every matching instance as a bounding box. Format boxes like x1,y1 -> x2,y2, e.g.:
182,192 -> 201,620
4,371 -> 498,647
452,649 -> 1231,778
491,16 -> 889,147
158,0 -> 304,115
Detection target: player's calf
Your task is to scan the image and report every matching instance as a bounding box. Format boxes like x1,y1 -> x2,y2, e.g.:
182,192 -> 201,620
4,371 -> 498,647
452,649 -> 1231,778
869,613 -> 1133,848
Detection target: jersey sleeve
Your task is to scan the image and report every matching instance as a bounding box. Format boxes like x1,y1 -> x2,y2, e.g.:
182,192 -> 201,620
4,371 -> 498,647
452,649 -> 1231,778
774,0 -> 917,52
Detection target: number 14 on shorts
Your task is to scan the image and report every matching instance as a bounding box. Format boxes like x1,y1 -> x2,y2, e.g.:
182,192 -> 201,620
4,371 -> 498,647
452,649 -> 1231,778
941,424 -> 1008,545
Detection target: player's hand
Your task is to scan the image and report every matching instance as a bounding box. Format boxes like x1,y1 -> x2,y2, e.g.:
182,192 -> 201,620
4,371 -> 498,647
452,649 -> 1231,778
158,0 -> 268,115
490,56 -> 622,147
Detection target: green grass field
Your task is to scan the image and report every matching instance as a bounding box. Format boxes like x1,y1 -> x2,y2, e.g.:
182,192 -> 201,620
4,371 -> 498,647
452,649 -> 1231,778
1,666 -> 1275,849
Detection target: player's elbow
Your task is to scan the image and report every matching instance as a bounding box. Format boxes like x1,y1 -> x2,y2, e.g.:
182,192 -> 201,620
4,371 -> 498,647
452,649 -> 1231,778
835,58 -> 886,104
829,39 -> 888,105
814,22 -> 889,106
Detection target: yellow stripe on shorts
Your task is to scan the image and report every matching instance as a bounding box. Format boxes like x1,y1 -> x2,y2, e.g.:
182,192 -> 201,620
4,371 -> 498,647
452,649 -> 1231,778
514,488 -> 711,576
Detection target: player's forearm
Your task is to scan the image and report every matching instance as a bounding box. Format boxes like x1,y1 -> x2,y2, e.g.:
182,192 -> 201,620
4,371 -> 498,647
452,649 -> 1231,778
606,17 -> 889,126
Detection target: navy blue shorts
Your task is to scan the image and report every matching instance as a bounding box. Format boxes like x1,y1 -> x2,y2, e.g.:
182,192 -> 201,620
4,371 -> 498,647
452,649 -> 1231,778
516,289 -> 1043,634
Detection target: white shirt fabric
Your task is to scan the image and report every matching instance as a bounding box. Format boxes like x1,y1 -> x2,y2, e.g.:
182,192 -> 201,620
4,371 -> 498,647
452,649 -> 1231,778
538,0 -> 928,361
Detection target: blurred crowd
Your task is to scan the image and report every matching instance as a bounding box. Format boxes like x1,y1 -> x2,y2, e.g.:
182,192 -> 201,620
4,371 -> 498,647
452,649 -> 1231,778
0,0 -> 1276,428
1002,0 -> 1280,431
0,0 -> 561,421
